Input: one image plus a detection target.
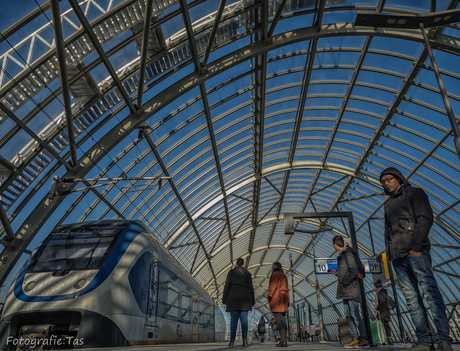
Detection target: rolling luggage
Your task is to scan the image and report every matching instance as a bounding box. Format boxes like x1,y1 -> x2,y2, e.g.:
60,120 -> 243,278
370,320 -> 387,345
338,317 -> 351,345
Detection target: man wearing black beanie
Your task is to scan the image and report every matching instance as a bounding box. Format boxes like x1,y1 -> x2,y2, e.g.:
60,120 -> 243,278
380,167 -> 452,351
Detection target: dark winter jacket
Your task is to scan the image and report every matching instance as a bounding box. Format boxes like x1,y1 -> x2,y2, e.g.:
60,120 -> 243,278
222,266 -> 255,312
381,167 -> 433,261
336,246 -> 361,303
268,268 -> 289,312
258,317 -> 266,334
376,288 -> 391,321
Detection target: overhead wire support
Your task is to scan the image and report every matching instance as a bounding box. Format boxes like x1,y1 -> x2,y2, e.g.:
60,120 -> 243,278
50,0 -> 78,167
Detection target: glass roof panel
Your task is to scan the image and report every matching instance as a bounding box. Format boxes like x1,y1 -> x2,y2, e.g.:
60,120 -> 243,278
2,1 -> 460,340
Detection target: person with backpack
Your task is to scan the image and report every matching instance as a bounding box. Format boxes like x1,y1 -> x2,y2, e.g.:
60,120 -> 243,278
373,279 -> 394,345
258,316 -> 266,342
380,167 -> 453,351
330,235 -> 369,349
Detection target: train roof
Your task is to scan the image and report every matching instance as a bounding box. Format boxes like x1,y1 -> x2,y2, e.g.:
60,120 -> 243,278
54,220 -> 147,231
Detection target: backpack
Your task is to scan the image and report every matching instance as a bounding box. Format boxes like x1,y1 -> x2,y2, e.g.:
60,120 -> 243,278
353,252 -> 366,280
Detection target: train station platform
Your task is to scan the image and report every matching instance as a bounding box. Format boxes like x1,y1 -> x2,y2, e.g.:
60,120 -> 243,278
73,341 -> 460,351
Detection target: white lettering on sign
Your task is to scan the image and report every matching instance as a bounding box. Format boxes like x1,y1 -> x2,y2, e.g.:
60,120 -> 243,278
314,258 -> 382,274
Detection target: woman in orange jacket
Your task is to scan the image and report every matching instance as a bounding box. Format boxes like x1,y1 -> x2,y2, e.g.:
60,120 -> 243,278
268,262 -> 289,347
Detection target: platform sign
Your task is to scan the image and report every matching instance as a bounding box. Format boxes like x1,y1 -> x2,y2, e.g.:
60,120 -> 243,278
362,258 -> 383,274
314,258 -> 338,274
314,258 -> 382,274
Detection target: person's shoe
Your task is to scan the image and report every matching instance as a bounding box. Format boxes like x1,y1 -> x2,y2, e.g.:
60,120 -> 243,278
276,341 -> 287,347
353,337 -> 370,348
407,343 -> 434,351
435,341 -> 453,351
243,339 -> 248,347
345,338 -> 360,349
228,339 -> 234,347
386,337 -> 394,346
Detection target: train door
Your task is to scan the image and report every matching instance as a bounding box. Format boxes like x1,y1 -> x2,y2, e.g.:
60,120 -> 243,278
145,256 -> 159,326
192,292 -> 199,342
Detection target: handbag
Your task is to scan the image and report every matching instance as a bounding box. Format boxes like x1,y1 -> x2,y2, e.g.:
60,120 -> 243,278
269,318 -> 278,331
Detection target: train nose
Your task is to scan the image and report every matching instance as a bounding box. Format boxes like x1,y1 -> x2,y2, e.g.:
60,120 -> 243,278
6,311 -> 82,350
16,324 -> 54,351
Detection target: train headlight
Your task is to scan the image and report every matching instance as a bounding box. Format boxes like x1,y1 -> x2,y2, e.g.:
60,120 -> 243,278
24,281 -> 36,291
74,278 -> 87,290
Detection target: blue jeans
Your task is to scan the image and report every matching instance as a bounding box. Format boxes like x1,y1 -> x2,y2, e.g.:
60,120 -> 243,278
260,332 -> 265,341
393,254 -> 452,346
343,299 -> 367,339
230,310 -> 248,340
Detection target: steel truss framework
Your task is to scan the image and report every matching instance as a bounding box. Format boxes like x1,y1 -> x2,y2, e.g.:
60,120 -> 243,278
1,0 -> 460,342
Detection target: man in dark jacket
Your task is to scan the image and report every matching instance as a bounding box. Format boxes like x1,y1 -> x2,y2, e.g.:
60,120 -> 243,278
258,316 -> 266,342
330,236 -> 369,349
222,257 -> 255,347
373,279 -> 393,345
380,167 -> 452,351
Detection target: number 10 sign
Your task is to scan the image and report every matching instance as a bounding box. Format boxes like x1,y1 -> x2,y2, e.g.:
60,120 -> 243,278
314,258 -> 382,275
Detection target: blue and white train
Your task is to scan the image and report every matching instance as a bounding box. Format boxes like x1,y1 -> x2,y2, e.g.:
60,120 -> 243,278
0,220 -> 225,349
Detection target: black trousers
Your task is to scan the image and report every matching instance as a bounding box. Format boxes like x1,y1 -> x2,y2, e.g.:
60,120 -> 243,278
382,318 -> 392,339
274,312 -> 287,342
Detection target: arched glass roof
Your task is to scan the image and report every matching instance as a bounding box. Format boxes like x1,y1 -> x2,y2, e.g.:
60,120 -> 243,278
1,0 -> 460,341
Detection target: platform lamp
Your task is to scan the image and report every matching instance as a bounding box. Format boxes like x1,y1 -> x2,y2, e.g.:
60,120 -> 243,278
354,8 -> 460,164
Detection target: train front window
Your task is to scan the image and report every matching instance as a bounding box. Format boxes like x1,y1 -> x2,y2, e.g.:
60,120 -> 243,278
28,226 -> 123,274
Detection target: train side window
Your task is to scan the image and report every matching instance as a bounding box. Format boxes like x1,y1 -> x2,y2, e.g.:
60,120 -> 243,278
181,290 -> 191,323
199,300 -> 214,328
165,282 -> 180,320
128,252 -> 152,314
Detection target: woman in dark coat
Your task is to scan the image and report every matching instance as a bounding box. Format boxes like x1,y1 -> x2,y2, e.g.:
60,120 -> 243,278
222,257 -> 255,347
268,262 -> 289,347
374,279 -> 393,345
258,316 -> 266,342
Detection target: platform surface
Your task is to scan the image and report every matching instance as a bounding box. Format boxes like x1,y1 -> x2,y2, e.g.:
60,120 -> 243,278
68,340 -> 460,351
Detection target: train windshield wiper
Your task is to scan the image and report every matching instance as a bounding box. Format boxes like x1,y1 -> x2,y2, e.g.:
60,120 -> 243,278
54,248 -> 94,276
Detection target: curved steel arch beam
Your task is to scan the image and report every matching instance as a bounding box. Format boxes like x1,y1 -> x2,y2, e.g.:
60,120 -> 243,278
140,23 -> 460,118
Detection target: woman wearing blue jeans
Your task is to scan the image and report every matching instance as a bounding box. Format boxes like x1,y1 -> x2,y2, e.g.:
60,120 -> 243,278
222,257 -> 255,347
